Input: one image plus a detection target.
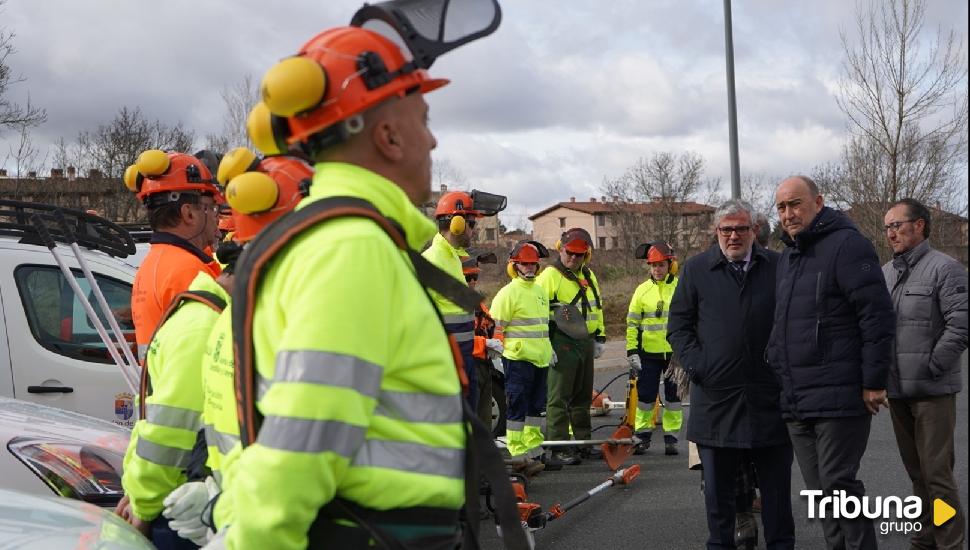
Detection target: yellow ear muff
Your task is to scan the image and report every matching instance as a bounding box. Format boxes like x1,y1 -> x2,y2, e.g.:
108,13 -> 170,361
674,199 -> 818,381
261,57 -> 327,117
136,149 -> 170,176
123,165 -> 141,192
449,215 -> 466,235
555,240 -> 562,251
670,260 -> 679,276
217,147 -> 259,186
506,262 -> 517,279
225,171 -> 279,214
247,102 -> 289,156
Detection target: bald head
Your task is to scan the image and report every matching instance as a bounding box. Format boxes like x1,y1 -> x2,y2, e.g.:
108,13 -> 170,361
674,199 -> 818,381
775,175 -> 823,238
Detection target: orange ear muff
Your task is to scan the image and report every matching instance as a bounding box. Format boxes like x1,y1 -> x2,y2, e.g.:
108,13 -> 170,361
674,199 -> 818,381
449,215 -> 466,235
261,56 -> 328,117
247,102 -> 290,156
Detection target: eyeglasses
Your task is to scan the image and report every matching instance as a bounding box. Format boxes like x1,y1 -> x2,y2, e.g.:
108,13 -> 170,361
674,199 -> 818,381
717,225 -> 751,236
465,218 -> 477,229
564,249 -> 586,257
194,201 -> 220,215
884,219 -> 916,233
464,275 -> 478,283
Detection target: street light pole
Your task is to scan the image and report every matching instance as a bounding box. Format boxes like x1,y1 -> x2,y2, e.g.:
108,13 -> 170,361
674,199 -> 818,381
723,0 -> 741,199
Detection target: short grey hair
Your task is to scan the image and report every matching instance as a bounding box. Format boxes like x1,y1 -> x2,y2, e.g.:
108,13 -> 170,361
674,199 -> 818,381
713,198 -> 755,227
754,212 -> 771,247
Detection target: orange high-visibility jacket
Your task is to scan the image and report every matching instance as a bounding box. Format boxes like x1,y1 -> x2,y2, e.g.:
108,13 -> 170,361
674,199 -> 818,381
132,233 -> 221,359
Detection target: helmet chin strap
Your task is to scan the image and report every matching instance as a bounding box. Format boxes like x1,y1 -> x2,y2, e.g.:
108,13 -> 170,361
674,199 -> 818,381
515,264 -> 537,280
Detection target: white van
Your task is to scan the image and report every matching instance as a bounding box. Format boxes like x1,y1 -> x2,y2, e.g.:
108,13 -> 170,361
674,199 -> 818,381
0,201 -> 139,428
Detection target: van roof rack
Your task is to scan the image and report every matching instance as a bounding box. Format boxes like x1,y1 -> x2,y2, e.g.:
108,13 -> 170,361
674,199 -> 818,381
117,222 -> 153,244
0,200 -> 136,258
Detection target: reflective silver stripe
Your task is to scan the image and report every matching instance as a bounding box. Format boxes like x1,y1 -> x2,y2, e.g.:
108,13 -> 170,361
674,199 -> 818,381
626,312 -> 642,321
274,350 -> 382,398
353,439 -> 464,479
626,321 -> 640,328
257,373 -> 271,401
257,415 -> 365,456
642,324 -> 667,332
375,391 -> 463,424
525,416 -> 544,428
644,312 -> 669,319
666,402 -> 683,411
146,404 -> 202,431
637,402 -> 656,413
507,420 -> 525,431
442,313 -> 474,325
136,438 -> 191,468
587,313 -> 600,321
504,330 -> 549,339
204,424 -> 240,455
451,331 -> 474,343
137,344 -> 149,362
506,318 -> 547,326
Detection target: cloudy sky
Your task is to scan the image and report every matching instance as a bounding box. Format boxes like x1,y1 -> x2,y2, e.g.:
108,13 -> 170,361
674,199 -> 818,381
2,0 -> 967,229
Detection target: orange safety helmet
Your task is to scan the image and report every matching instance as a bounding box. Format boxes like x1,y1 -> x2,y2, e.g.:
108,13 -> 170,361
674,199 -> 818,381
557,227 -> 593,256
123,150 -> 224,206
435,191 -> 482,219
247,26 -> 448,157
507,240 -> 549,279
218,148 -> 313,243
635,241 -> 679,276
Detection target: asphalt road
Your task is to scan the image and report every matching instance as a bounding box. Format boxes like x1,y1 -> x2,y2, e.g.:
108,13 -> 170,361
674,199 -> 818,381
479,345 -> 968,550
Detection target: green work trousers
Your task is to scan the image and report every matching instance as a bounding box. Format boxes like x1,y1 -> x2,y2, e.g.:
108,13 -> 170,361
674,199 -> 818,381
546,331 -> 594,442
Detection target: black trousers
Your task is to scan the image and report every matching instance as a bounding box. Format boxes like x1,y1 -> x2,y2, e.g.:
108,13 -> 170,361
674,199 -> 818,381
788,416 -> 876,550
698,444 -> 795,549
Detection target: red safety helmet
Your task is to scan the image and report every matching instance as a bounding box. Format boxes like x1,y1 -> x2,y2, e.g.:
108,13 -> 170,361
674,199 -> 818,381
435,191 -> 482,219
218,148 -> 313,243
123,150 -> 224,206
559,228 -> 593,254
508,240 -> 549,279
247,26 -> 448,156
647,242 -> 676,263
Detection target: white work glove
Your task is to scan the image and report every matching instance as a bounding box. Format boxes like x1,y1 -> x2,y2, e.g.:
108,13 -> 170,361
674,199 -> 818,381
627,354 -> 642,373
163,476 -> 220,546
593,341 -> 606,359
201,526 -> 228,550
485,338 -> 504,354
549,350 -> 558,367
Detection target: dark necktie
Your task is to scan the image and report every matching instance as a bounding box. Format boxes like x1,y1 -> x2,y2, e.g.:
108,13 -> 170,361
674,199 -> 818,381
729,260 -> 746,285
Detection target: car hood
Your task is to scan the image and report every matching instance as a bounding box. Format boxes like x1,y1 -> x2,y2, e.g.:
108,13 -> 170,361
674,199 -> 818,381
0,397 -> 130,451
0,489 -> 153,549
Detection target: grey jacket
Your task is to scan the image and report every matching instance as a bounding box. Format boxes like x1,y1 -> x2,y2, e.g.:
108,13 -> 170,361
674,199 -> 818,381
883,240 -> 968,399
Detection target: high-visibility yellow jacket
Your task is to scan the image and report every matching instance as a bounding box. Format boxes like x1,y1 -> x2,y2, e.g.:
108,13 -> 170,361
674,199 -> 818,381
535,264 -> 605,338
224,163 -> 465,550
422,233 -> 474,342
490,277 -> 553,367
201,304 -> 239,480
122,272 -> 228,521
626,275 -> 678,355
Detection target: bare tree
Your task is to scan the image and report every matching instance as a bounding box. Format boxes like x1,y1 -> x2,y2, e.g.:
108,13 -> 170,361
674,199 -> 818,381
431,157 -> 468,191
832,0 -> 968,215
204,74 -> 259,152
1,1 -> 46,133
74,106 -> 196,221
601,151 -> 719,258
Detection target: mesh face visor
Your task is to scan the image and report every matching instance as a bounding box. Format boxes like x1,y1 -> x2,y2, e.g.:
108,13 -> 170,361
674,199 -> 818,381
470,189 -> 507,216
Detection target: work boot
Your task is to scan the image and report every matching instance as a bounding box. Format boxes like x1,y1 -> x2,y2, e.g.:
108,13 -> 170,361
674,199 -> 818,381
549,450 -> 581,467
664,435 -> 679,456
511,457 -> 546,477
735,512 -> 758,549
582,446 -> 603,459
540,452 -> 565,471
633,431 -> 651,455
